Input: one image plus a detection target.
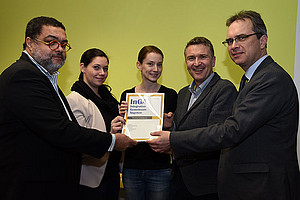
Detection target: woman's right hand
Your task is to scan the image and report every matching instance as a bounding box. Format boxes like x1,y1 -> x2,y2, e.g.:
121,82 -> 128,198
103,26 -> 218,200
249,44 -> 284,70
163,112 -> 174,130
110,116 -> 125,134
119,101 -> 128,117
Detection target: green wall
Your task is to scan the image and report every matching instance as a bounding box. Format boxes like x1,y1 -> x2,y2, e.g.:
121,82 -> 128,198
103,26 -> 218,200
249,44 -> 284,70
0,0 -> 298,100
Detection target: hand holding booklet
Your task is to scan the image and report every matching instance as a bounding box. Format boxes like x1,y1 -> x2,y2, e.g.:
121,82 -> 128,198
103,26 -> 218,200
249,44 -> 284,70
121,93 -> 164,141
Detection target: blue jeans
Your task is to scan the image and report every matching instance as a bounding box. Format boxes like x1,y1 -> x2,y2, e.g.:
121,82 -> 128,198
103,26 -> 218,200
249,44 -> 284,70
122,168 -> 170,200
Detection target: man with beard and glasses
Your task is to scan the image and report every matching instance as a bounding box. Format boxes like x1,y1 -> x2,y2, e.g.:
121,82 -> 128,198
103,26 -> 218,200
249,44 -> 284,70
0,16 -> 136,200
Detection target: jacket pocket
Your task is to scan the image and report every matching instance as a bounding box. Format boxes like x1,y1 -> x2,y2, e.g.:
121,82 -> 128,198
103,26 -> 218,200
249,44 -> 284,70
233,163 -> 269,173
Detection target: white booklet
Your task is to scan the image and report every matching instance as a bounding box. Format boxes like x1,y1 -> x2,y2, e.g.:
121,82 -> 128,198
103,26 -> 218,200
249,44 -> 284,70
122,93 -> 164,141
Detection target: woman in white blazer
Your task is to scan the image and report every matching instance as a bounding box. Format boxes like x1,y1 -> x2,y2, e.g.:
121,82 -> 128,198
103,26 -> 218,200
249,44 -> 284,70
67,48 -> 121,200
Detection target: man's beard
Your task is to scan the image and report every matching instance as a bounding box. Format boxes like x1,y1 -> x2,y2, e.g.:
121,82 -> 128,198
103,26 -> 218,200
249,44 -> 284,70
31,49 -> 66,74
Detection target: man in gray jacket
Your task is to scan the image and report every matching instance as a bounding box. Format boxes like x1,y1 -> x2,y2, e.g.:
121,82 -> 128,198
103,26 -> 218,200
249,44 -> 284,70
167,36 -> 237,200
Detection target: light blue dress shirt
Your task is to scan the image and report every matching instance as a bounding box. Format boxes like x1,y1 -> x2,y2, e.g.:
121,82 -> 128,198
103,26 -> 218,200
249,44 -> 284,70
244,54 -> 269,81
187,72 -> 215,110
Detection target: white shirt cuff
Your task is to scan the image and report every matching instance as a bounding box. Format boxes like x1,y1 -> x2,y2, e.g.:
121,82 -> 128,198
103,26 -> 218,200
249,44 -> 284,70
108,134 -> 116,152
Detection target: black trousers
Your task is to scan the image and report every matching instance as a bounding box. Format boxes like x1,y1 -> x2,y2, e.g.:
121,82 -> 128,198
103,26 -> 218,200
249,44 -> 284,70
169,165 -> 218,200
78,166 -> 120,200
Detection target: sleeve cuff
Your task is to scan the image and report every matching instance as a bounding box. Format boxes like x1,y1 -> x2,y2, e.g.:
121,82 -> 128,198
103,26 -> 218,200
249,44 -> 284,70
108,134 -> 115,152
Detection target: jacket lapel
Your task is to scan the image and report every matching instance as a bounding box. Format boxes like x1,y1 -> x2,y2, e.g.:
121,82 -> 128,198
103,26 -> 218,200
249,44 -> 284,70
176,88 -> 191,122
176,73 -> 220,127
251,56 -> 273,78
58,88 -> 78,123
238,56 -> 273,95
21,52 -> 77,123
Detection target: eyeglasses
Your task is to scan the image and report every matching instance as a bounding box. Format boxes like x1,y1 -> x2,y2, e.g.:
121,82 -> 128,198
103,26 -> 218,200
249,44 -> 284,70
33,38 -> 72,52
222,33 -> 262,47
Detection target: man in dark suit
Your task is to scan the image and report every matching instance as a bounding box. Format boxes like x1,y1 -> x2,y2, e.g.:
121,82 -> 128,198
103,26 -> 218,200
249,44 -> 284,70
148,10 -> 300,200
167,37 -> 237,200
0,16 -> 136,200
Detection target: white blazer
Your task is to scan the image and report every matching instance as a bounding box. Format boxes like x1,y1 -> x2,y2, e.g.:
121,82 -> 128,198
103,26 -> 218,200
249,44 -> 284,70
67,91 -> 109,188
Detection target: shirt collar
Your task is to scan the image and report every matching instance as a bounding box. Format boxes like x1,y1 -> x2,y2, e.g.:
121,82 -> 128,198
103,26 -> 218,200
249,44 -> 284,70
23,50 -> 60,77
244,54 -> 268,80
188,72 -> 215,94
23,50 -> 60,93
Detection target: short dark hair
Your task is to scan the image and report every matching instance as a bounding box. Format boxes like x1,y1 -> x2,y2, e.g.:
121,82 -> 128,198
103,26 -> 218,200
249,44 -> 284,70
184,37 -> 214,57
23,16 -> 65,50
138,45 -> 164,64
226,10 -> 267,39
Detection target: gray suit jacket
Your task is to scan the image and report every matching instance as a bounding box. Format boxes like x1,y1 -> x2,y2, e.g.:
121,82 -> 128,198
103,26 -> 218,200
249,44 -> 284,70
173,72 -> 237,196
171,56 -> 300,200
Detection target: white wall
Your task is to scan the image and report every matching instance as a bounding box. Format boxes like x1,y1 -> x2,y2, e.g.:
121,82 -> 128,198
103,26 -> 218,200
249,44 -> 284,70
294,0 -> 300,167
